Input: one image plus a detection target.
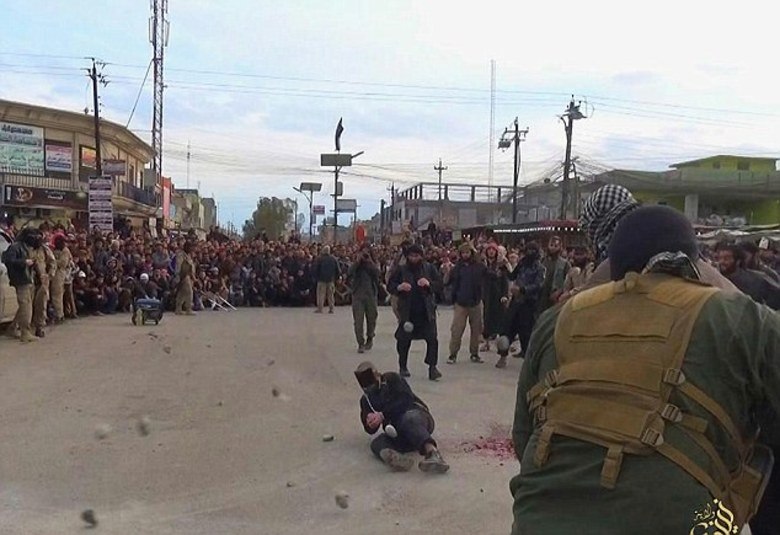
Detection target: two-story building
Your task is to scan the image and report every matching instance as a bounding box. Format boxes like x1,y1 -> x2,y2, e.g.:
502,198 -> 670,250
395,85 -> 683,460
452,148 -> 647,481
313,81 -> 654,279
0,99 -> 160,229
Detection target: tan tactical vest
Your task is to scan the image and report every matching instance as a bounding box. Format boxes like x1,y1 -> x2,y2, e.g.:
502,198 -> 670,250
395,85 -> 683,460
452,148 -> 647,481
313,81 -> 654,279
526,272 -> 772,528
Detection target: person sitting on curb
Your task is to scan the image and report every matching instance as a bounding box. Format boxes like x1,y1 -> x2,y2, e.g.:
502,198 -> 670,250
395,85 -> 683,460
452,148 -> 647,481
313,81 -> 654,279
355,361 -> 449,474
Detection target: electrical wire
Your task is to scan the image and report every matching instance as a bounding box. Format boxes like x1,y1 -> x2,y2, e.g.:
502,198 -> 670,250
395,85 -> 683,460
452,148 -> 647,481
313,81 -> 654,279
125,59 -> 153,128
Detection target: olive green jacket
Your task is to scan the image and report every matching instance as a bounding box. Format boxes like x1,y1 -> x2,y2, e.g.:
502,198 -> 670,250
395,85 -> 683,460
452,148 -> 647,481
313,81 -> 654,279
511,276 -> 780,535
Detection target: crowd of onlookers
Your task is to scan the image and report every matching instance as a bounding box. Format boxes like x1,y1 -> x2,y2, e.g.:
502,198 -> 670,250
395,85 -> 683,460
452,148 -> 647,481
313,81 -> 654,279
2,214 -> 779,338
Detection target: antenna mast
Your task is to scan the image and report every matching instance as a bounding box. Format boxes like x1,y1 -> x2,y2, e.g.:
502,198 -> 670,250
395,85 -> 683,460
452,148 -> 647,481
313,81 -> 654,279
150,0 -> 169,178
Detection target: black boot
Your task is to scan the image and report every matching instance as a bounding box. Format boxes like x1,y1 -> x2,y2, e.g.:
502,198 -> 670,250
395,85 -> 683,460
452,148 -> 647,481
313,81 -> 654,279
428,366 -> 442,381
400,368 -> 411,378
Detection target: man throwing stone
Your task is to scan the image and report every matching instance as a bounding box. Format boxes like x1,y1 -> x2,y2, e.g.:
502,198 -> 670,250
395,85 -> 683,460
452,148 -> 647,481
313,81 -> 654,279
388,244 -> 443,381
355,361 -> 449,473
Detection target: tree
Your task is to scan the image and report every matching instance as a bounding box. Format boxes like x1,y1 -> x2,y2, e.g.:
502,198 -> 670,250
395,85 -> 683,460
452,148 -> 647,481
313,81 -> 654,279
243,197 -> 294,240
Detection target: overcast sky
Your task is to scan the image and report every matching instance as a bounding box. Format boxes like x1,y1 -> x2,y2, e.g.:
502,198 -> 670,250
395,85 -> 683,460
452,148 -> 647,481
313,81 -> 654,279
2,0 -> 778,228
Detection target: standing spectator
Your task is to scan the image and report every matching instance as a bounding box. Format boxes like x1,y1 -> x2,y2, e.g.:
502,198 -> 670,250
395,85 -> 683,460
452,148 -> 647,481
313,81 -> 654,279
537,236 -> 569,314
30,229 -> 55,338
313,245 -> 340,314
559,246 -> 594,302
389,244 -> 443,381
348,247 -> 381,353
175,241 -> 197,315
495,241 -> 546,369
2,228 -> 37,343
742,241 -> 780,283
446,243 -> 487,364
50,234 -> 72,323
481,242 -> 511,352
62,239 -> 77,319
717,243 -> 780,310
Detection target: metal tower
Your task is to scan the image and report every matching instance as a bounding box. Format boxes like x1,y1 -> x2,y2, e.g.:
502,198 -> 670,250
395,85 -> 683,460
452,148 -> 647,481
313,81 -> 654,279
488,59 -> 496,189
150,0 -> 169,178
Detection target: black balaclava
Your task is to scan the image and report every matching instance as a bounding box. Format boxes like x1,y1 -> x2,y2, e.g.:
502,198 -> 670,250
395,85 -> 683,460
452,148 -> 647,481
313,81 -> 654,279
609,205 -> 698,281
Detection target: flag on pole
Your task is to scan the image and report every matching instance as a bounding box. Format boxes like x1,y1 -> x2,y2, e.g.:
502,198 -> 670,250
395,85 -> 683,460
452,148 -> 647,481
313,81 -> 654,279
335,118 -> 344,151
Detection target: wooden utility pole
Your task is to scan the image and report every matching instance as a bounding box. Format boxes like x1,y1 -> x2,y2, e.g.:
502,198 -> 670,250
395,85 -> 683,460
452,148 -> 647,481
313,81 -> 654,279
434,158 -> 448,223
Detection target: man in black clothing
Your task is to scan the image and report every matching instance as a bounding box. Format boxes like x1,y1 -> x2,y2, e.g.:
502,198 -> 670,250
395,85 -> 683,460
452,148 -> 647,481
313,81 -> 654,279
447,242 -> 487,364
388,244 -> 443,381
356,361 -> 449,473
717,243 -> 780,310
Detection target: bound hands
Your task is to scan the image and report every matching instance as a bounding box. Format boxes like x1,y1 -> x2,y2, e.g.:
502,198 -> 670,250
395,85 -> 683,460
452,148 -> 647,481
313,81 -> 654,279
417,277 -> 430,288
366,411 -> 384,431
397,282 -> 412,292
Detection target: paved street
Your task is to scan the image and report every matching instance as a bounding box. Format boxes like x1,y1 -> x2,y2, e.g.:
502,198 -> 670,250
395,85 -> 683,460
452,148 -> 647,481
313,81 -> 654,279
0,307 -> 521,534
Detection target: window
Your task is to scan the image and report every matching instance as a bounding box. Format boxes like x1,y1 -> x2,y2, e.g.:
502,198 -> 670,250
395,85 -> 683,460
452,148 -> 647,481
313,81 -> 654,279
737,160 -> 750,171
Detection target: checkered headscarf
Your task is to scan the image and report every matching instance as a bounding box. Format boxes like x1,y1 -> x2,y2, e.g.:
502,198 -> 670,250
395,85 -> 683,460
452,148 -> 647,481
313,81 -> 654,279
579,185 -> 639,262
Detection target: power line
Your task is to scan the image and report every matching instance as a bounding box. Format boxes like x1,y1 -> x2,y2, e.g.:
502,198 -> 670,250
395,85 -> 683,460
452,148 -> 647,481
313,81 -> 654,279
125,59 -> 153,127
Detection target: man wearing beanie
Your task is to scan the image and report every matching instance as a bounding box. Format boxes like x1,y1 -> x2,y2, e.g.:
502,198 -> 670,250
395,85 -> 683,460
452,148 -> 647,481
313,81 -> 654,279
446,242 -> 487,365
510,205 -> 780,535
388,244 -> 443,381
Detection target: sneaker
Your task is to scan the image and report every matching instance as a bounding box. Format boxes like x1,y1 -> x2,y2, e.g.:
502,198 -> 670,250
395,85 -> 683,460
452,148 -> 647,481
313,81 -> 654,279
358,345 -> 365,354
314,309 -> 323,314
35,328 -> 45,338
479,342 -> 490,352
328,309 -> 334,314
495,355 -> 508,369
447,354 -> 457,365
379,449 -> 415,472
365,338 -> 373,351
400,368 -> 411,378
428,366 -> 442,381
470,354 -> 484,364
418,450 -> 449,474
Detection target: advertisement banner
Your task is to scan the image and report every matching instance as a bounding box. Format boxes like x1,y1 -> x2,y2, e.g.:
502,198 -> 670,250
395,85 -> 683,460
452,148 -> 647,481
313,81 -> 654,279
0,121 -> 44,175
80,146 -> 97,169
103,159 -> 126,176
88,176 -> 114,232
3,185 -> 86,211
44,141 -> 73,173
312,205 -> 326,215
161,177 -> 172,219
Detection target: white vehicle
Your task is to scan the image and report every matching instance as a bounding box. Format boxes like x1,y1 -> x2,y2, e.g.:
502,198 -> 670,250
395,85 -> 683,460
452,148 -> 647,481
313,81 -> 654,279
0,230 -> 19,324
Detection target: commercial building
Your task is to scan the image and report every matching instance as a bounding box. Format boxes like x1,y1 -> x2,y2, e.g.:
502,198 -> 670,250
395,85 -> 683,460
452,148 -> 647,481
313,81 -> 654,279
519,155 -> 780,227
0,99 -> 159,228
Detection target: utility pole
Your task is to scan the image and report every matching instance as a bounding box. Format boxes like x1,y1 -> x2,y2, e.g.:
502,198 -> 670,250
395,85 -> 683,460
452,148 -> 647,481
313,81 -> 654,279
559,96 -> 587,220
498,119 -> 529,224
434,158 -> 448,223
87,58 -> 106,177
380,198 -> 386,235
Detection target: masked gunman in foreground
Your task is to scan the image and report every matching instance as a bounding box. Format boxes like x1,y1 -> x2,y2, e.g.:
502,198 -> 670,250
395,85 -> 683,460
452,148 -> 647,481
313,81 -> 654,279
355,361 -> 449,474
510,206 -> 780,535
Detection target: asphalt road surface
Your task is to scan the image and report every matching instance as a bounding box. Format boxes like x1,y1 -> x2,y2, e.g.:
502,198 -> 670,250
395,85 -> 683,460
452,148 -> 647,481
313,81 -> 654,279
0,306 -> 521,534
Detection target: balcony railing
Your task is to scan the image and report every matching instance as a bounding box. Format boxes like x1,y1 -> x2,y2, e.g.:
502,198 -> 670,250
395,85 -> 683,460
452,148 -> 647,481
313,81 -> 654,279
115,179 -> 159,207
0,172 -> 76,190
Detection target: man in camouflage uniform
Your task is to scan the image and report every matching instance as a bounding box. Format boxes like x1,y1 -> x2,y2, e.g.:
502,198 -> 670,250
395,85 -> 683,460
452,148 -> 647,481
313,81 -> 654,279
175,241 -> 196,315
30,229 -> 56,338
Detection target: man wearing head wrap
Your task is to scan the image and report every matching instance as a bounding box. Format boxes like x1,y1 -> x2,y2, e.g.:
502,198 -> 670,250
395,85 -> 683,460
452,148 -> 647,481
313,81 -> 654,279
579,185 -> 739,293
495,242 -> 546,369
509,205 -> 780,535
388,244 -> 443,381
